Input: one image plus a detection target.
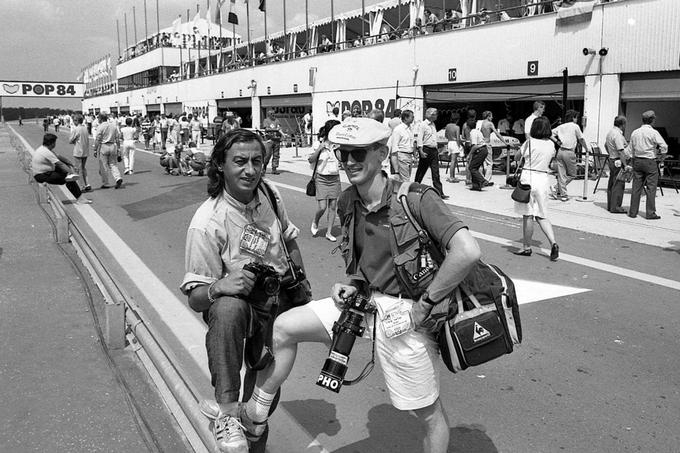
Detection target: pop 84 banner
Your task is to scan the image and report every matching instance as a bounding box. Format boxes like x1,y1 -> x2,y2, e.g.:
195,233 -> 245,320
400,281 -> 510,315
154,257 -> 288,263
0,81 -> 84,98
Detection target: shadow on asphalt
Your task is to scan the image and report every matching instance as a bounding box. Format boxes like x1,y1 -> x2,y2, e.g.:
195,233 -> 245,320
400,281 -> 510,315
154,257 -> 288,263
122,178 -> 207,220
283,401 -> 498,452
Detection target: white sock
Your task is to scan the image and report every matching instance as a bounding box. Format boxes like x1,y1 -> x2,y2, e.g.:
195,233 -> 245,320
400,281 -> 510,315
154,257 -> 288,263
246,387 -> 276,422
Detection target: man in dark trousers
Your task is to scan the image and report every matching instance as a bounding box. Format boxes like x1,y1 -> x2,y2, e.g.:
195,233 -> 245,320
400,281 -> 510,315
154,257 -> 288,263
32,133 -> 91,204
415,107 -> 448,199
604,115 -> 630,213
262,109 -> 283,175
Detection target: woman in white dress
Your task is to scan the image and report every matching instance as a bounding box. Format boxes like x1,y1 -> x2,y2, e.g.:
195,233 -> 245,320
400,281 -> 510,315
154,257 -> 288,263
513,116 -> 559,261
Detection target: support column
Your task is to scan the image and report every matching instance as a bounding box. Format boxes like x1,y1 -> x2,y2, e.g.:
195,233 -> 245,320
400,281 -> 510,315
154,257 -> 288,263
251,95 -> 261,129
583,73 -> 620,147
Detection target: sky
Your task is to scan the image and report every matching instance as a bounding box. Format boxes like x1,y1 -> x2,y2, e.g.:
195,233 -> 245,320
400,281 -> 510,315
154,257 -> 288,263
0,0 -> 386,110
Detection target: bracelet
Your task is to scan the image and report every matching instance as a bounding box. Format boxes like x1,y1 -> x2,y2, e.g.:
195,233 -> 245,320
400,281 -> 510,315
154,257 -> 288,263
207,281 -> 218,305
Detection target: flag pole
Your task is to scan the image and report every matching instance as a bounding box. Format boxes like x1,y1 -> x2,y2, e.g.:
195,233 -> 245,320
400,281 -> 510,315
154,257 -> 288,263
264,1 -> 268,56
143,0 -> 148,48
156,0 -> 164,81
124,12 -> 129,53
133,6 -> 138,44
283,0 -> 287,56
246,0 -> 251,64
305,0 -> 309,52
116,19 -> 121,60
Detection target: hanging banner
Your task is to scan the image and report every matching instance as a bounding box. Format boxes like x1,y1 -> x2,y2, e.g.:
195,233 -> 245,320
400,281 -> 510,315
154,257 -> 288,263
0,80 -> 84,98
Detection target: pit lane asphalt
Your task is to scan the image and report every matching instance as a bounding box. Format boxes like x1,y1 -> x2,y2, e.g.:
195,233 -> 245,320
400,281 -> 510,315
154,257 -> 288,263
19,124 -> 680,453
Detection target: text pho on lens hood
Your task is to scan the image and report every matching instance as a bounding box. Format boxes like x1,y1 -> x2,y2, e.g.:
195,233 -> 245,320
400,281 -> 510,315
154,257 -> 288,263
317,293 -> 376,393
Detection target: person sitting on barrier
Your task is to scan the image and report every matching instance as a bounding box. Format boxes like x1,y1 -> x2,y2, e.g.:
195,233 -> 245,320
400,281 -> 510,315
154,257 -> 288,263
32,133 -> 91,204
180,129 -> 307,453
243,118 -> 481,453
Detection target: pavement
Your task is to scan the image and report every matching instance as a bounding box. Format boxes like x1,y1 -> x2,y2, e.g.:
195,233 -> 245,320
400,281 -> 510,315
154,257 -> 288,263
273,145 -> 680,250
0,124 -> 190,453
2,122 -> 678,453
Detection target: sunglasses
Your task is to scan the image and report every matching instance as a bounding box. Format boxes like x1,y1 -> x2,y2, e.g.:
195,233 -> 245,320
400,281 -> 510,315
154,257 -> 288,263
334,146 -> 373,163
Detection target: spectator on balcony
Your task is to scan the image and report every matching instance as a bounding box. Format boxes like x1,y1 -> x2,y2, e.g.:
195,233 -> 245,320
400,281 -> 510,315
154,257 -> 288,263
319,34 -> 334,53
353,36 -> 363,47
425,9 -> 440,33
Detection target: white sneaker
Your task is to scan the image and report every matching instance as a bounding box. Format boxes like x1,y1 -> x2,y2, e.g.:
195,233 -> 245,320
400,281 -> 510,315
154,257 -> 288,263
200,400 -> 248,453
310,222 -> 319,236
65,173 -> 80,182
76,198 -> 92,205
325,232 -> 337,242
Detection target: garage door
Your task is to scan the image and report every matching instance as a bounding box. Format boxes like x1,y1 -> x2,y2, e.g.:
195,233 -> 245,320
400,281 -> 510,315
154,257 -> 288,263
260,94 -> 312,108
621,71 -> 680,101
425,77 -> 585,103
163,102 -> 182,115
217,98 -> 252,109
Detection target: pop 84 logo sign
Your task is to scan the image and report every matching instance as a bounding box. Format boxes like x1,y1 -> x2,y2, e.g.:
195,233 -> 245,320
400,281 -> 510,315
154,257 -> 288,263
0,81 -> 84,98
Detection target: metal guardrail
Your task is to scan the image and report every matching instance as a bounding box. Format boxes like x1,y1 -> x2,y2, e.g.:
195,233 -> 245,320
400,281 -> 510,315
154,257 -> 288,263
9,128 -> 215,453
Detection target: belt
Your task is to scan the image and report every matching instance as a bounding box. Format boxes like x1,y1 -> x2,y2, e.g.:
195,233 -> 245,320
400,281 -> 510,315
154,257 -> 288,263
423,144 -> 437,149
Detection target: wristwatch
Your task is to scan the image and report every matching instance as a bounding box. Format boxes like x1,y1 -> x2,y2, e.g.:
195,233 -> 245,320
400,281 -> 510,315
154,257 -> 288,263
420,291 -> 438,306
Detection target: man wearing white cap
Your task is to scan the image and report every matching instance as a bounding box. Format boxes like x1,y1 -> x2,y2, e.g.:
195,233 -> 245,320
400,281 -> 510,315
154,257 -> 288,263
242,118 -> 481,453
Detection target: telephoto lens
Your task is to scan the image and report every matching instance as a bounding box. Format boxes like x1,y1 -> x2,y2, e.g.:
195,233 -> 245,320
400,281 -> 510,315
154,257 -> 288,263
317,294 -> 375,393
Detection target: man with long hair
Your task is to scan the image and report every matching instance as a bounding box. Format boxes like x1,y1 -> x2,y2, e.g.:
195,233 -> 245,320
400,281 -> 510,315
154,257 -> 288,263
180,130 -> 306,453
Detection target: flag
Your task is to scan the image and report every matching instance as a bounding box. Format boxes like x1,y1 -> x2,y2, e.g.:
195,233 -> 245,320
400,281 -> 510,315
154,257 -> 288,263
228,12 -> 239,25
258,0 -> 265,12
172,16 -> 181,34
192,11 -> 201,34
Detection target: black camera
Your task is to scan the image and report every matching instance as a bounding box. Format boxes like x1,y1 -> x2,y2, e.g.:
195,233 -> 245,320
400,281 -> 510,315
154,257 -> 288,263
243,262 -> 280,305
317,293 -> 376,393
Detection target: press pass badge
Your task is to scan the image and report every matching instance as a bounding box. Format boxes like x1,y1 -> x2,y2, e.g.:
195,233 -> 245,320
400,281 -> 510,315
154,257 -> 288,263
239,224 -> 271,258
379,298 -> 412,339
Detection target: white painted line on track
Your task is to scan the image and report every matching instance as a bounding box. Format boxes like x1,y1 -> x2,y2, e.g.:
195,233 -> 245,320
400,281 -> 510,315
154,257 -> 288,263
11,127 -> 210,375
268,180 -> 680,293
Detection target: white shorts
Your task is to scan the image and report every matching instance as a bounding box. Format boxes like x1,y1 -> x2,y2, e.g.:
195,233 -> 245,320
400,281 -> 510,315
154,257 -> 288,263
306,294 -> 441,411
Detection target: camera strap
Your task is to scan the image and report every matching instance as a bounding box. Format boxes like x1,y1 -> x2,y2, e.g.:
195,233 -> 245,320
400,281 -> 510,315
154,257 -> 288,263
258,182 -> 297,277
342,315 -> 376,386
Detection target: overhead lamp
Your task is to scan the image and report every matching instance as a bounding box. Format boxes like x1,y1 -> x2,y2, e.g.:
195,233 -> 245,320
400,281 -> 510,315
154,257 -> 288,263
598,47 -> 608,56
582,47 -> 596,56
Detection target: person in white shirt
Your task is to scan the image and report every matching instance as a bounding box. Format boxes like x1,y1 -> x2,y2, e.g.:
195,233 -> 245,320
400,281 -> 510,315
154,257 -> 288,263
32,132 -> 88,204
467,115 -> 489,191
525,101 -> 545,141
415,108 -> 448,199
628,110 -> 668,219
551,109 -> 589,201
120,117 -> 138,175
389,109 -> 415,182
190,114 -> 202,145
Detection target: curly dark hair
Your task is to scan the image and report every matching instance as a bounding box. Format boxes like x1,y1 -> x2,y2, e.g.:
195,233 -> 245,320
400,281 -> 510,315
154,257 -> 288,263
207,129 -> 267,198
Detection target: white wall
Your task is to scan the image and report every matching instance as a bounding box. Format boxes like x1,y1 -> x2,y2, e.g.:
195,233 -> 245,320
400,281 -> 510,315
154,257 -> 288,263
87,0 -> 680,139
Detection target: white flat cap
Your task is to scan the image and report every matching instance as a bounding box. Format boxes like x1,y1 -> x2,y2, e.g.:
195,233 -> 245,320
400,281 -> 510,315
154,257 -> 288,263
329,117 -> 392,147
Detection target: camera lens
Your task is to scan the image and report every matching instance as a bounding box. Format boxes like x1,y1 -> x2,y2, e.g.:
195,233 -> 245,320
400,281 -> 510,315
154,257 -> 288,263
263,276 -> 280,296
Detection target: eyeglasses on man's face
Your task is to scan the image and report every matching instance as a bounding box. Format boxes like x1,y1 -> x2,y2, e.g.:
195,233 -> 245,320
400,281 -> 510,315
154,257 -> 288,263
334,146 -> 376,163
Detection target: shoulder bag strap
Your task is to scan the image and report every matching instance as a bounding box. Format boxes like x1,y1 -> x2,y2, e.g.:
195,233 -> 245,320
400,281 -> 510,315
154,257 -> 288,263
310,145 -> 322,179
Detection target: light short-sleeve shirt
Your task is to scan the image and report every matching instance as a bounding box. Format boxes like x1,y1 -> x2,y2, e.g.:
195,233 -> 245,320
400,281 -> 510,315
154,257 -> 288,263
391,122 -> 414,155
524,113 -> 538,136
469,128 -> 485,146
31,145 -> 60,174
180,184 -> 298,295
604,126 -> 627,160
552,122 -> 583,151
417,119 -> 438,148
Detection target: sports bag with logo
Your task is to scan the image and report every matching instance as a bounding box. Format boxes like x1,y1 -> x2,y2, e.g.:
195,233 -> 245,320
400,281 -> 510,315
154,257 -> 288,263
394,182 -> 522,373
438,262 -> 521,373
